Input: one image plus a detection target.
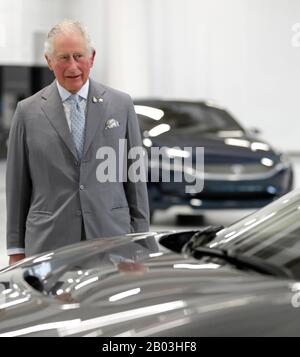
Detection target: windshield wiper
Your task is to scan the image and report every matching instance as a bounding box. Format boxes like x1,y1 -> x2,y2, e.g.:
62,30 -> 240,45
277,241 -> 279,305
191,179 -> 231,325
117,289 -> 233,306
185,246 -> 292,278
181,225 -> 224,254
181,227 -> 292,278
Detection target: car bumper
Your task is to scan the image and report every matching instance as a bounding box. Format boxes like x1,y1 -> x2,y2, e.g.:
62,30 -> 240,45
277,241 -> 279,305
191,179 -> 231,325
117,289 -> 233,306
148,166 -> 294,210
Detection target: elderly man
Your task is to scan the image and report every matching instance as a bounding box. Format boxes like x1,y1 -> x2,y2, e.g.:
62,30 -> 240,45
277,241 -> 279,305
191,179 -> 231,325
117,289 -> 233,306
6,19 -> 149,264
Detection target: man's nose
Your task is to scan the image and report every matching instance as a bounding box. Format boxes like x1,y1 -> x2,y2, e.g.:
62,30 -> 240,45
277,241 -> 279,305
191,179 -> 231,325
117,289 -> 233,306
67,56 -> 78,69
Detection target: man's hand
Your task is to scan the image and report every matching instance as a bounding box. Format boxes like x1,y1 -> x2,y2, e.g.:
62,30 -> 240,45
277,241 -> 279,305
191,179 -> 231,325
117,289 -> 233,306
9,254 -> 25,265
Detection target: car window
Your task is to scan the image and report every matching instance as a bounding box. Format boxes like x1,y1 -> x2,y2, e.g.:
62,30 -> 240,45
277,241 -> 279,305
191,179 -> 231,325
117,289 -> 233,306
206,106 -> 243,132
135,102 -> 243,133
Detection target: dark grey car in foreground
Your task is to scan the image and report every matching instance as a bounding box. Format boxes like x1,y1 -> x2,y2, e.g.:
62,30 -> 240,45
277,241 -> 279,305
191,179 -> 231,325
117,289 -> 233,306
1,189 -> 300,336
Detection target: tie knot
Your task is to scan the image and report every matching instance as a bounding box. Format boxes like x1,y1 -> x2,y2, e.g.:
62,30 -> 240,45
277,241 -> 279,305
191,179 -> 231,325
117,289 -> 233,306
67,94 -> 79,105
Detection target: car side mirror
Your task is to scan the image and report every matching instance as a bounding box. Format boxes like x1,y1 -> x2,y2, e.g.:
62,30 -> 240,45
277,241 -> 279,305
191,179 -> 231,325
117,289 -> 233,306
248,127 -> 262,136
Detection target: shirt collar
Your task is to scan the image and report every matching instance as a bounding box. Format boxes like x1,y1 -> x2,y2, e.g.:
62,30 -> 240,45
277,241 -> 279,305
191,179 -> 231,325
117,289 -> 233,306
56,79 -> 89,102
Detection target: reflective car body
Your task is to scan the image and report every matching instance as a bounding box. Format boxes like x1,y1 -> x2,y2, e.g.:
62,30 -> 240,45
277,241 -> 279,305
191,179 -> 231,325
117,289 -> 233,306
134,100 -> 293,213
1,189 -> 300,336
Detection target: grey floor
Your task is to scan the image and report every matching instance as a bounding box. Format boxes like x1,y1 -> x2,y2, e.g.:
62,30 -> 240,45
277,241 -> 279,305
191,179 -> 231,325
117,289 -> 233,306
1,156 -> 300,269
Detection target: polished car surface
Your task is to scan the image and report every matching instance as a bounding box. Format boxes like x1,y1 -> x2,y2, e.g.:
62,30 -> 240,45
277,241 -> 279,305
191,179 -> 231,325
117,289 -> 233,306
1,189 -> 300,336
134,100 -> 293,215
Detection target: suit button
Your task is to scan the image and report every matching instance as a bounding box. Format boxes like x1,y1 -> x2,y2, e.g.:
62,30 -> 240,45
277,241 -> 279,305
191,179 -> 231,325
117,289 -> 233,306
80,185 -> 85,190
74,160 -> 79,166
76,210 -> 82,216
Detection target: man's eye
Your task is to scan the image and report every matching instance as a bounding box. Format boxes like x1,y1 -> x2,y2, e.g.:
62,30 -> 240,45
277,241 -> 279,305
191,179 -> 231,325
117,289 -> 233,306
59,55 -> 69,61
74,54 -> 83,60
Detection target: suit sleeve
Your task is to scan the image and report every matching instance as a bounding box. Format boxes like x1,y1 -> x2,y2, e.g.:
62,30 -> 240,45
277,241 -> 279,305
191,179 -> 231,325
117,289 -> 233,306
124,96 -> 150,233
6,103 -> 32,252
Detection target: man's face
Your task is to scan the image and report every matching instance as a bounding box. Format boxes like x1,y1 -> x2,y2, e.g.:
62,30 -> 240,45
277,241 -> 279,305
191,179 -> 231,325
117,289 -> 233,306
45,31 -> 95,93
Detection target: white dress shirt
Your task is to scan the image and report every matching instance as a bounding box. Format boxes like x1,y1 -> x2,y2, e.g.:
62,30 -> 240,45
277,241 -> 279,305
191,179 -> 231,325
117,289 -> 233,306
57,79 -> 89,130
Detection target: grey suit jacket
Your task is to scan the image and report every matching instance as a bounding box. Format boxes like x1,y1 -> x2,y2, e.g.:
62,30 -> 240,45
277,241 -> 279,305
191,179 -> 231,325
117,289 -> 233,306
6,79 -> 149,256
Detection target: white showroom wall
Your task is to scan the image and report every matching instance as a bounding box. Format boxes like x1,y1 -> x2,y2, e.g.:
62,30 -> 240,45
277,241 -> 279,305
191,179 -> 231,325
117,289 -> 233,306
0,0 -> 300,150
64,0 -> 300,152
0,0 -> 66,64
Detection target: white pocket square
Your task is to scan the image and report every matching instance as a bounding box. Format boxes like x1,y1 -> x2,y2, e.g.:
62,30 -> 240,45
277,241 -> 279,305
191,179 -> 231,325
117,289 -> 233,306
105,118 -> 120,129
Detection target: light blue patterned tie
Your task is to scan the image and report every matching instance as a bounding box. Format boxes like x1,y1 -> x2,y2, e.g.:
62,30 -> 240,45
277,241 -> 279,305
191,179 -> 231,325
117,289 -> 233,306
68,94 -> 86,160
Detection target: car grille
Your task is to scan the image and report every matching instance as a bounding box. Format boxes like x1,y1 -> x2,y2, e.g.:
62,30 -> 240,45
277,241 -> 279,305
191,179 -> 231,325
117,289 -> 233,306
204,163 -> 272,175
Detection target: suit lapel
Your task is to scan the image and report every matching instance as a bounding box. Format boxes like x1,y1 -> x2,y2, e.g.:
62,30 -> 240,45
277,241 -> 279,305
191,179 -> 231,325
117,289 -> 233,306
41,81 -> 78,159
83,79 -> 107,158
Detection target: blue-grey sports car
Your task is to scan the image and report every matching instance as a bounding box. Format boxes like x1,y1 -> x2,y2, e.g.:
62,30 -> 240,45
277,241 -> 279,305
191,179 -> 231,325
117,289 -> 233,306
134,100 -> 293,216
1,188 -> 300,336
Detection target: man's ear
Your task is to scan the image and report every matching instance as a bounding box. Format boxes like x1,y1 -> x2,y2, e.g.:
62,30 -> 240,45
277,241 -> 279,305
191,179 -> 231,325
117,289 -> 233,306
89,49 -> 96,68
45,54 -> 53,71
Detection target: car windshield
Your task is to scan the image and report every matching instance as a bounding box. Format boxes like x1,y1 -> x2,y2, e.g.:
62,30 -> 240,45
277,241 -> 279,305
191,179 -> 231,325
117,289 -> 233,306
135,102 -> 243,133
208,189 -> 300,278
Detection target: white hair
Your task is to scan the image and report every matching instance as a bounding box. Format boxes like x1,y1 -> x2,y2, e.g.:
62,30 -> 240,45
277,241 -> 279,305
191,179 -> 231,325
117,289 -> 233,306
44,19 -> 94,57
